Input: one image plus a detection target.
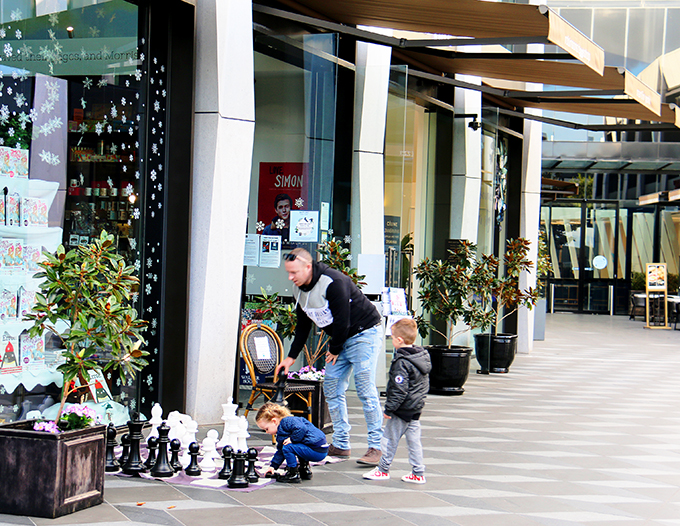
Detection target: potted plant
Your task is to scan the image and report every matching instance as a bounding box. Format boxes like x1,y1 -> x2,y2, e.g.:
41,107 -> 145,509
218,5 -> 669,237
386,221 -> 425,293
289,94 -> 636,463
412,240 -> 481,395
468,238 -> 538,374
534,229 -> 552,341
0,231 -> 148,518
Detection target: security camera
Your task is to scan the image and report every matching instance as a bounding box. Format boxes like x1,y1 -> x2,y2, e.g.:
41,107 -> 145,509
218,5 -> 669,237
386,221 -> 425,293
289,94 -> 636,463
468,120 -> 480,131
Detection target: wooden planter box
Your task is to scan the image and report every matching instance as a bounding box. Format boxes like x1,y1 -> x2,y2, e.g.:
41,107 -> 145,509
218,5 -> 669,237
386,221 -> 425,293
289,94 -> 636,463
287,379 -> 333,435
0,421 -> 106,518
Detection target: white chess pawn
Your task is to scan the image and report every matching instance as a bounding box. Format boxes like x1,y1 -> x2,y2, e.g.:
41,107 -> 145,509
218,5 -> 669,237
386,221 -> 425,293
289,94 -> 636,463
182,419 -> 198,449
147,403 -> 163,438
206,429 -> 222,460
167,411 -> 186,443
236,415 -> 250,452
199,437 -> 217,471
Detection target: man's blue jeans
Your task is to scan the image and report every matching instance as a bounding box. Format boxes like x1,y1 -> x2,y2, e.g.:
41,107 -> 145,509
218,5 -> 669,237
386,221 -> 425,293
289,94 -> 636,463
323,324 -> 383,450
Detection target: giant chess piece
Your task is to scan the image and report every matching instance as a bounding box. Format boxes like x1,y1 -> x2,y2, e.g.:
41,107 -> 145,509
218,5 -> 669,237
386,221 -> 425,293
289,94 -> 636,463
184,442 -> 201,476
237,416 -> 250,452
147,403 -> 163,439
199,436 -> 217,471
105,423 -> 120,472
226,413 -> 240,451
227,450 -> 249,488
169,438 -> 183,472
182,419 -> 198,449
218,446 -> 233,480
122,416 -> 147,474
246,447 -> 259,483
206,429 -> 222,461
119,433 -> 130,465
144,436 -> 158,470
150,422 -> 175,478
272,373 -> 287,406
217,397 -> 238,448
167,411 -> 187,443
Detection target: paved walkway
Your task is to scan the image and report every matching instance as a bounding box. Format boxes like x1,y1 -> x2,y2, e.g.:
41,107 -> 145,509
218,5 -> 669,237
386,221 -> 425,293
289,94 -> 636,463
4,313 -> 680,526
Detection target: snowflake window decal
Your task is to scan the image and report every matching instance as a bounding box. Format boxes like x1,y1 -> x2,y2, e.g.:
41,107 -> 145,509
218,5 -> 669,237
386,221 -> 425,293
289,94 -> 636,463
256,221 -> 265,232
275,219 -> 285,230
295,197 -> 304,208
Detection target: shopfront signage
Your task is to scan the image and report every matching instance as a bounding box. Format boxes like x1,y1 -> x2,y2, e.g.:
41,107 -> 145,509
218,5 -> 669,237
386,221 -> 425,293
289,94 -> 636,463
645,262 -> 670,329
384,216 -> 400,248
624,73 -> 661,117
547,10 -> 604,76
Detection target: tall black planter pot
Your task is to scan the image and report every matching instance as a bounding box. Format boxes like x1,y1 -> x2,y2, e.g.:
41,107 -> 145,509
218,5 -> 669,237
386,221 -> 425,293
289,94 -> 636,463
425,345 -> 472,396
474,333 -> 517,374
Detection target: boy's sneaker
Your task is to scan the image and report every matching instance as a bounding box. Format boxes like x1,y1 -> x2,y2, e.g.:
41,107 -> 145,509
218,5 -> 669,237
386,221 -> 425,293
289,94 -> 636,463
363,467 -> 390,480
401,472 -> 426,484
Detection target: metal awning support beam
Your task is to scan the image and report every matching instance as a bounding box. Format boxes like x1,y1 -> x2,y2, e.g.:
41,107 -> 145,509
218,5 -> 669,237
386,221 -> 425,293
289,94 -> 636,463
507,89 -> 625,98
400,36 -> 551,47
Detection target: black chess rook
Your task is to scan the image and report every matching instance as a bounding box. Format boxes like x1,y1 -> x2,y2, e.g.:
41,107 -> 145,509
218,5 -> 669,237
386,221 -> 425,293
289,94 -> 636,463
227,450 -> 249,488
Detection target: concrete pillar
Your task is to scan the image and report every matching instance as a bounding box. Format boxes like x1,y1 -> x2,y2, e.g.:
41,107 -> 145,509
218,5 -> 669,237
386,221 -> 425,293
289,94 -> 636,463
517,95 -> 542,355
186,0 -> 255,423
450,75 -> 482,244
350,40 -> 392,257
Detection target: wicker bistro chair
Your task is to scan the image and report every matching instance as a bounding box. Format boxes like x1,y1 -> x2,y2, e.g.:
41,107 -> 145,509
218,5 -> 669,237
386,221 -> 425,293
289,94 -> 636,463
239,323 -> 315,422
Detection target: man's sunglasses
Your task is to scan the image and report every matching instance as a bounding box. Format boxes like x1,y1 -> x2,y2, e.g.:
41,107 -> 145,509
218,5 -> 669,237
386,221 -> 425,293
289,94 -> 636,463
284,253 -> 297,261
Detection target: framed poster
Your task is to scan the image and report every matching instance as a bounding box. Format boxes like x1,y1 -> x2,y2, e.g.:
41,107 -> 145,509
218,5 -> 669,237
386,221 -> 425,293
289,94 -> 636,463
290,210 -> 319,242
646,263 -> 666,291
257,162 -> 307,248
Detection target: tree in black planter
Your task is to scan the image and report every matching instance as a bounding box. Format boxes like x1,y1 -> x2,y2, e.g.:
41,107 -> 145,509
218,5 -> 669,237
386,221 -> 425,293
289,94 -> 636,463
468,238 -> 538,374
412,240 -> 482,395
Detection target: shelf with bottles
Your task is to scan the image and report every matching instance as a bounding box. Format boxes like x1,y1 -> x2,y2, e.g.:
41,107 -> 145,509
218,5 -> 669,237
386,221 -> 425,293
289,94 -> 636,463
69,146 -> 136,164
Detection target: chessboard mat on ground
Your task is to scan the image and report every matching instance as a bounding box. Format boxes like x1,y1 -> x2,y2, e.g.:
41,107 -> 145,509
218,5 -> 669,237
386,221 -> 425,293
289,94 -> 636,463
110,445 -> 346,492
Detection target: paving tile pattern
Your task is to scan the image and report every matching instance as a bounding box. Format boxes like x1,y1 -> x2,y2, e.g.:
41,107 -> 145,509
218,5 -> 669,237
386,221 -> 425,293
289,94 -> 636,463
5,313 -> 680,525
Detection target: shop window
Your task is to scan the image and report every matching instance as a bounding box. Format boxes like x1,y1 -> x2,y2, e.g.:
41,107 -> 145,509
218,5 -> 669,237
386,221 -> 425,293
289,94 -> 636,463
0,0 -> 148,424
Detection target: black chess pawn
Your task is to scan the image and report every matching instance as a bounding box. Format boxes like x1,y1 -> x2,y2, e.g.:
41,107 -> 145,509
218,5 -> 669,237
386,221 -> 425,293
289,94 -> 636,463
144,436 -> 158,470
169,438 -> 182,472
245,447 -> 259,483
105,423 -> 120,472
119,433 -> 130,466
150,422 -> 175,478
184,442 -> 202,476
122,418 -> 147,474
218,446 -> 233,480
227,450 -> 249,488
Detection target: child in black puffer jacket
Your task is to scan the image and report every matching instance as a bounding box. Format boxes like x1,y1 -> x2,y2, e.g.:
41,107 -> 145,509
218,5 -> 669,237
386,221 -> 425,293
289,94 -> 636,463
363,318 -> 431,484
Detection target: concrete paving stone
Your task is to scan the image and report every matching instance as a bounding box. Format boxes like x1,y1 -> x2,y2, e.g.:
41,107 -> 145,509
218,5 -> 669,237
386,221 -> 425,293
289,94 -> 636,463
169,485 -> 242,505
250,508 -> 326,526
305,509 -> 413,526
352,490 -> 451,509
169,506 -> 274,525
32,504 -> 128,525
114,505 -> 185,525
0,515 -> 34,526
105,484 -> 191,504
231,486 -> 323,506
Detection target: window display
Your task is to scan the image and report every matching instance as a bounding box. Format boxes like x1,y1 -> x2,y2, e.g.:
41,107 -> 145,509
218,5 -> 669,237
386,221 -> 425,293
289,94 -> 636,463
0,0 -> 145,423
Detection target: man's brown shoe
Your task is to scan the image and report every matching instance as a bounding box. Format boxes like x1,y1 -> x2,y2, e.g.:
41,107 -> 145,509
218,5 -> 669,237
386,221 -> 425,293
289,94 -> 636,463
327,445 -> 351,458
356,448 -> 381,465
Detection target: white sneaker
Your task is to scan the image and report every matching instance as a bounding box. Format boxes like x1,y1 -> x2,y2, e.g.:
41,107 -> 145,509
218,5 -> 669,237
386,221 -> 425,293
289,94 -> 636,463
401,472 -> 426,484
363,467 -> 390,480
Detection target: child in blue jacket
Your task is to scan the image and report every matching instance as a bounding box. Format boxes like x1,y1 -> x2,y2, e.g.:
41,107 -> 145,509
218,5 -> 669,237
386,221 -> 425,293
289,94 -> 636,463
256,402 -> 328,483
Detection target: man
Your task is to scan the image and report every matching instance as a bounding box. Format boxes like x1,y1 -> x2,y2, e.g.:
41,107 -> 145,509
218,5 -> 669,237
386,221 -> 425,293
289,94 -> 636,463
262,193 -> 292,246
275,248 -> 383,465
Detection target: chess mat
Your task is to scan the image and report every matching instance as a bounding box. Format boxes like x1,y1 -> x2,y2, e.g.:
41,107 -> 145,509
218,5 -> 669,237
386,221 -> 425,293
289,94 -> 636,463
110,445 -> 346,492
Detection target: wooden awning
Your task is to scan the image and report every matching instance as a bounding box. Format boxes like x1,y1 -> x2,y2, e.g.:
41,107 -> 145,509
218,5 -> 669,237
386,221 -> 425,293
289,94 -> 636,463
282,0 -> 604,74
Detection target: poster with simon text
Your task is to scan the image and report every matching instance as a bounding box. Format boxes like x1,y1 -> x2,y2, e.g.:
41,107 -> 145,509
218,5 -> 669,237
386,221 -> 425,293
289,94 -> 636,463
258,162 -> 308,248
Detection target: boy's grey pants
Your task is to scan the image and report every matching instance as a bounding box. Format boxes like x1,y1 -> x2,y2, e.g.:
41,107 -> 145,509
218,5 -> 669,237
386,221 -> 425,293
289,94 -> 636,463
378,415 -> 425,475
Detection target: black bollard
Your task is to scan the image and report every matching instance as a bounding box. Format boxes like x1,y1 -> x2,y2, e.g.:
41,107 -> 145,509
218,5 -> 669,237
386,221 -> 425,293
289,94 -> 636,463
227,450 -> 249,488
105,423 -> 120,472
119,433 -> 130,466
184,442 -> 202,476
122,417 -> 147,475
246,447 -> 259,483
218,446 -> 233,480
169,438 -> 182,472
144,436 -> 158,470
150,422 -> 175,478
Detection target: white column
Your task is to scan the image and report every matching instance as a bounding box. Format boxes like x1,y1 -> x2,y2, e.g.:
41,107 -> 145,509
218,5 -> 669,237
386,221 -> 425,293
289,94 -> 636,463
186,0 -> 255,423
517,74 -> 543,354
350,40 -> 391,256
450,76 -> 482,243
